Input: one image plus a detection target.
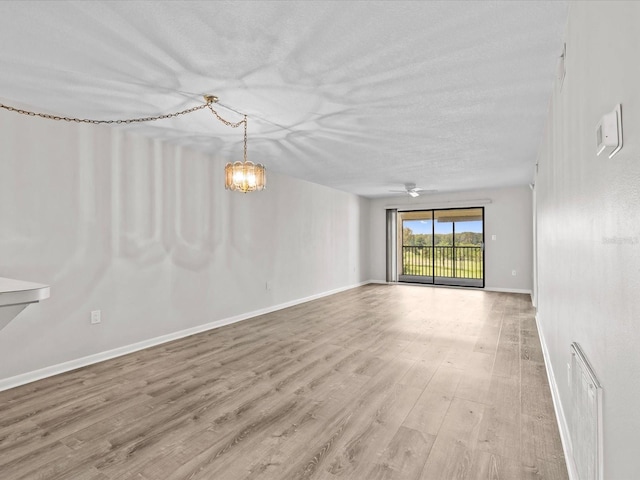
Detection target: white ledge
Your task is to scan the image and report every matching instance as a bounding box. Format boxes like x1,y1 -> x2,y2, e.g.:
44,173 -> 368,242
0,277 -> 50,331
0,277 -> 50,307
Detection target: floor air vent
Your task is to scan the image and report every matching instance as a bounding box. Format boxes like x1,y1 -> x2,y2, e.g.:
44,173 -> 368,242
570,343 -> 603,480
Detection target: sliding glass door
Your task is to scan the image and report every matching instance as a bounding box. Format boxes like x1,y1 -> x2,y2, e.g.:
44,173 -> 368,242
398,207 -> 484,287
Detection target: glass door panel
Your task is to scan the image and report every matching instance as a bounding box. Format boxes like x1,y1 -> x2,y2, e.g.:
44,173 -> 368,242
434,208 -> 484,287
399,211 -> 434,284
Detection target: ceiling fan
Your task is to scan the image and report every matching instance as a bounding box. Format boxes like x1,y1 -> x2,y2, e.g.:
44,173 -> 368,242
388,183 -> 435,198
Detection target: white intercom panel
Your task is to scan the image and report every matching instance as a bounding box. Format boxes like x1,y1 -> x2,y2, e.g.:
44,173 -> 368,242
596,104 -> 623,158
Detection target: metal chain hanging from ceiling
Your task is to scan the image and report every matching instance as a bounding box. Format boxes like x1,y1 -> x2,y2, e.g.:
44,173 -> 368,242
0,96 -> 237,125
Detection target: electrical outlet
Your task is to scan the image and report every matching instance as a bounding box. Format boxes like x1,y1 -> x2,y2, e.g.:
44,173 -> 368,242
265,281 -> 271,291
512,270 -> 517,276
491,234 -> 497,241
91,310 -> 101,324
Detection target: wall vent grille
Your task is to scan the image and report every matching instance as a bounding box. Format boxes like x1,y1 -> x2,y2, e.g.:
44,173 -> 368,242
570,342 -> 603,480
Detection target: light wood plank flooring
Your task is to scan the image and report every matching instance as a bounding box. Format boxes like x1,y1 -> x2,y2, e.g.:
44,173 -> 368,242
0,285 -> 568,479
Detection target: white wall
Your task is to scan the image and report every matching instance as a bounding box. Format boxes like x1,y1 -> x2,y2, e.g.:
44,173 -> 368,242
368,186 -> 533,292
0,111 -> 370,383
535,2 -> 640,478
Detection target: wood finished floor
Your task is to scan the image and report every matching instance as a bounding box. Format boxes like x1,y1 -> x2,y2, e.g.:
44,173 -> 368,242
0,285 -> 568,480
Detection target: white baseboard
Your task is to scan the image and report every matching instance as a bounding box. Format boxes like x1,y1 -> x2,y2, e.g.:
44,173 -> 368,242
535,313 -> 578,480
0,280 -> 373,393
484,287 -> 532,295
367,281 -> 532,296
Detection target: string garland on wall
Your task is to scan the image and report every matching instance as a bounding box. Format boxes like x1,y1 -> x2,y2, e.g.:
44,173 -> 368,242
0,95 -> 266,193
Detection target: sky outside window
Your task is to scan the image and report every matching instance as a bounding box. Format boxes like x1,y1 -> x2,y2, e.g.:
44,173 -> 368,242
404,219 -> 482,234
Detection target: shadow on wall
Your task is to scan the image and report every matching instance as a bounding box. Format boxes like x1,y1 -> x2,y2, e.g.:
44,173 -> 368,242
113,132 -> 223,270
2,123 -> 230,320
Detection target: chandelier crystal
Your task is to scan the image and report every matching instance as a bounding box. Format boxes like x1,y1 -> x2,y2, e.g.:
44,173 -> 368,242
225,161 -> 266,192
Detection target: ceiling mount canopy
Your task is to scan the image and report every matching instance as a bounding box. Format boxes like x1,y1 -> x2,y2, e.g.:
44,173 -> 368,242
0,94 -> 266,194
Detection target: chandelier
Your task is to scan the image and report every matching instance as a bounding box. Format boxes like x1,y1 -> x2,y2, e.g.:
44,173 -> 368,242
0,94 -> 266,193
200,96 -> 266,193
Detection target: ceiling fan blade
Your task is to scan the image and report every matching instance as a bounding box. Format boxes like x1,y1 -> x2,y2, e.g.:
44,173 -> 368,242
410,188 -> 438,194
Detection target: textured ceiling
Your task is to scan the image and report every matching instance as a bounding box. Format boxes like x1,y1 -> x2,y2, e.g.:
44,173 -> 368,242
0,1 -> 567,198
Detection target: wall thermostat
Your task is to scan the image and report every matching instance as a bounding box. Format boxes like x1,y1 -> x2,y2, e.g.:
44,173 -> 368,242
596,104 -> 623,158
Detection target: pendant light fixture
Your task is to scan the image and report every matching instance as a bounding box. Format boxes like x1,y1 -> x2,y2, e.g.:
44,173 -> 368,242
204,95 -> 266,193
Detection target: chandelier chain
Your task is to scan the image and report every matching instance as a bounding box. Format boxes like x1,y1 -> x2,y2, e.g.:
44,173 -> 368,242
0,98 -> 247,130
205,103 -> 245,129
204,104 -> 249,162
0,102 -> 212,124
